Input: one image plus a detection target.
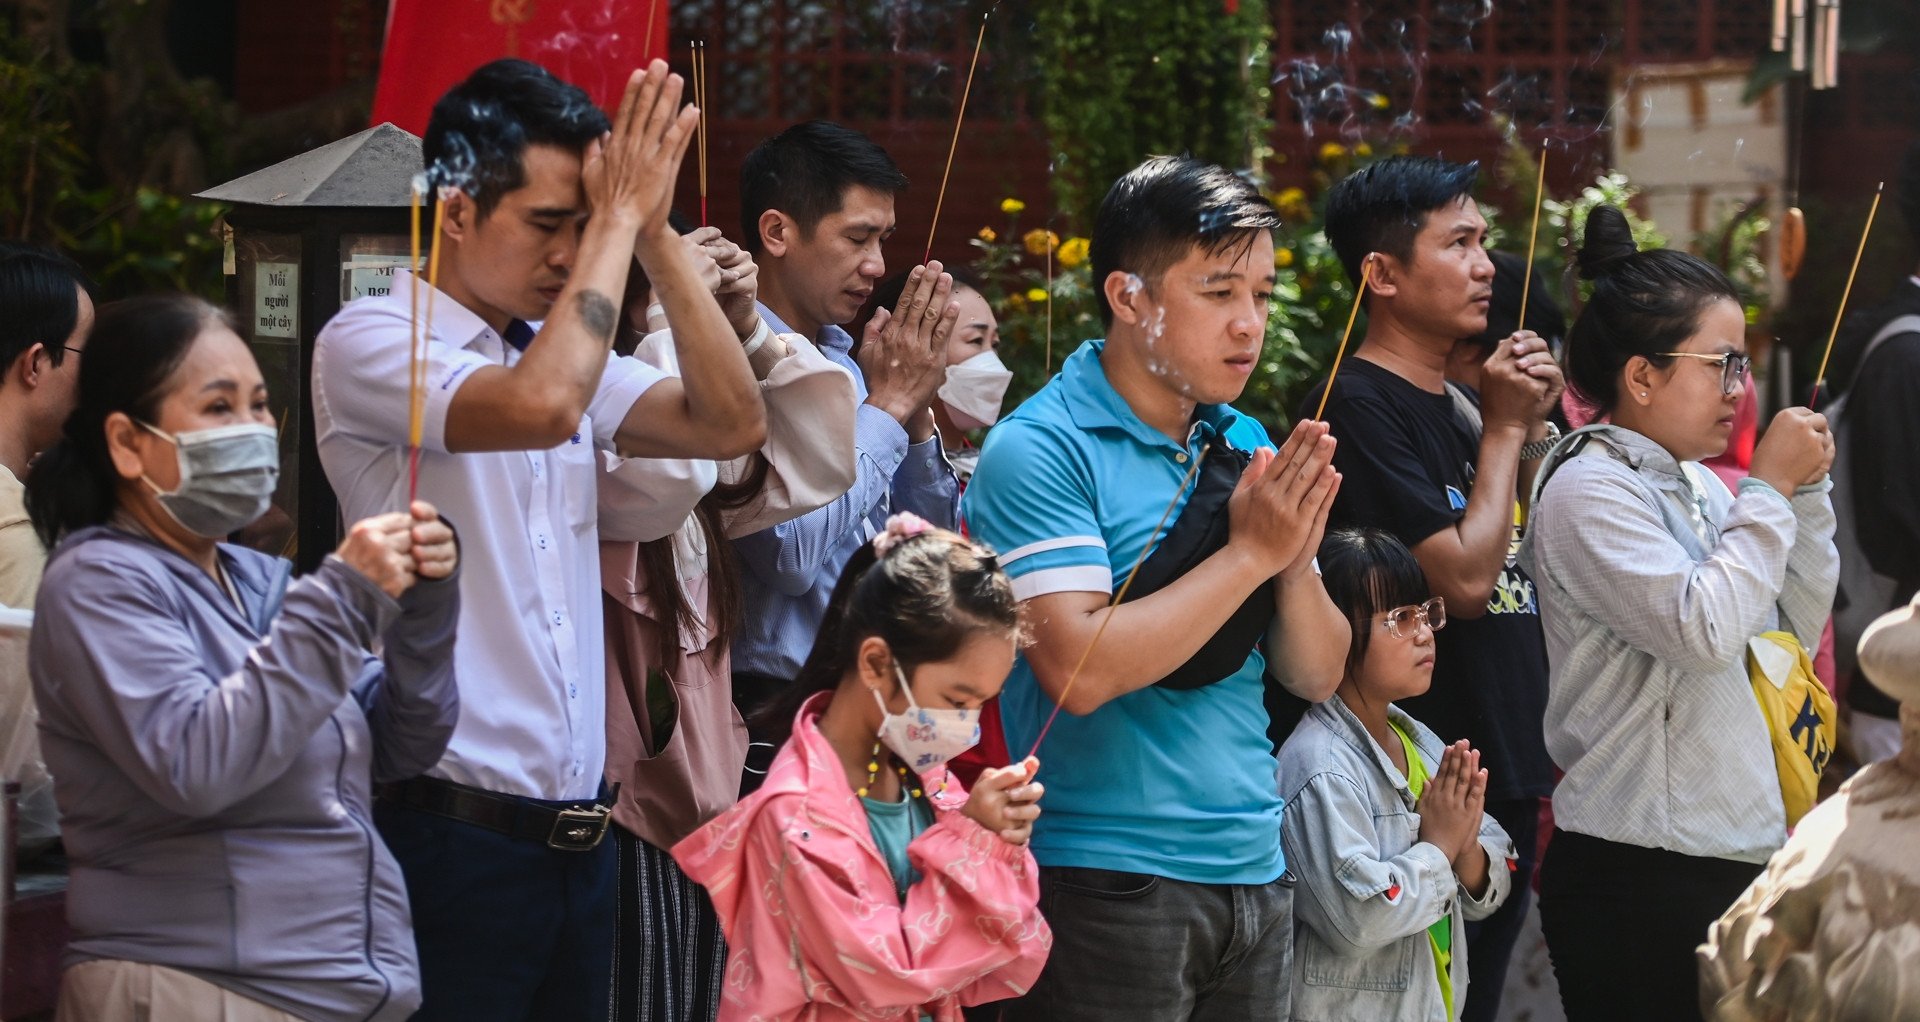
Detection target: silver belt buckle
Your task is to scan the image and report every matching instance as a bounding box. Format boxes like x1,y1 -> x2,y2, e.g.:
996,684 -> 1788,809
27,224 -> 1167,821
547,806 -> 609,851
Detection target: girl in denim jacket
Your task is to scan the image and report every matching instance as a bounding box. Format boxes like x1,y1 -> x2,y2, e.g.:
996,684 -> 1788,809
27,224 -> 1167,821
1277,529 -> 1514,1022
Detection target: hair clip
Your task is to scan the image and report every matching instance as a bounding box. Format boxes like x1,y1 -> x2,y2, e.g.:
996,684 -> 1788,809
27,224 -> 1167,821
872,512 -> 932,557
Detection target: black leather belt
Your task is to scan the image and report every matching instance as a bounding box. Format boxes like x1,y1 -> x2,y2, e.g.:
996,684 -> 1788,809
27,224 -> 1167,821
377,776 -> 617,852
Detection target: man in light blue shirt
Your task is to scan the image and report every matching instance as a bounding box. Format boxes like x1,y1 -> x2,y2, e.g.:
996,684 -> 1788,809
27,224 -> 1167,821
728,122 -> 960,787
965,157 -> 1349,1020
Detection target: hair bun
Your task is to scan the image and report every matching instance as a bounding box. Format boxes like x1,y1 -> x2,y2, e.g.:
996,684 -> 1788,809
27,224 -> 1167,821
1576,204 -> 1639,281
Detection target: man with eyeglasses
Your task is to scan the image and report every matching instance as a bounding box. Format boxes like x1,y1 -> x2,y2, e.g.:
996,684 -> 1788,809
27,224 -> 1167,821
0,241 -> 95,861
0,242 -> 92,605
1297,155 -> 1564,1022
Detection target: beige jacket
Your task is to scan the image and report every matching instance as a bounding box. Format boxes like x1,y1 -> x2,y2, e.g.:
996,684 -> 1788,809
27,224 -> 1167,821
0,465 -> 56,854
601,330 -> 857,850
1699,593 -> 1920,1019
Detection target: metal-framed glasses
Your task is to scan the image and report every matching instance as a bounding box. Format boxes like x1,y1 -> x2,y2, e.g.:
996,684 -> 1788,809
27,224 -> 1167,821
1382,598 -> 1446,639
1654,351 -> 1751,396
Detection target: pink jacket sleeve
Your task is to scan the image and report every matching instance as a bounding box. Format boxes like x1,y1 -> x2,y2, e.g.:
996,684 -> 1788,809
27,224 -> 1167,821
743,807 -> 1051,1015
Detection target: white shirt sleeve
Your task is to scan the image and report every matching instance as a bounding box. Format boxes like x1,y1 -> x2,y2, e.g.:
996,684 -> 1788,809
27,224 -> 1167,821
587,352 -> 667,451
312,298 -> 496,455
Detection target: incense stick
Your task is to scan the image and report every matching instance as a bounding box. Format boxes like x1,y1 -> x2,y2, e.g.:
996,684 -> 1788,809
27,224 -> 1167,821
698,40 -> 714,227
1312,262 -> 1372,421
644,0 -> 661,61
1044,224 -> 1054,374
1025,444 -> 1209,760
1518,144 -> 1547,329
407,184 -> 423,509
925,13 -> 989,263
1808,181 -> 1884,406
410,194 -> 445,503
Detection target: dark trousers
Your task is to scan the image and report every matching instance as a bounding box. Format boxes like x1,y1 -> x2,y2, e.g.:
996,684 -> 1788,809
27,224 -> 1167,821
375,800 -> 617,1021
1539,828 -> 1763,1022
1459,796 -> 1539,1022
1004,867 -> 1296,1022
610,825 -> 726,1022
732,671 -> 790,798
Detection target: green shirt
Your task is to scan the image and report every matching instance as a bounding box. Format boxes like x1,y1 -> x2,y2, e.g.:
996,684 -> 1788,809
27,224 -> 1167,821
1393,721 -> 1454,1020
861,792 -> 934,902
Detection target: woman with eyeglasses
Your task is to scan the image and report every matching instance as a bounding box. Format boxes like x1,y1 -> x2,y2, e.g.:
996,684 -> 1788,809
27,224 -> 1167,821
1516,205 -> 1838,1022
1277,527 -> 1515,1022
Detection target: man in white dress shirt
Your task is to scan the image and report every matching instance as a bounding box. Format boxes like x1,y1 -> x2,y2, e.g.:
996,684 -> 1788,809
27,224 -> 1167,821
312,59 -> 764,1020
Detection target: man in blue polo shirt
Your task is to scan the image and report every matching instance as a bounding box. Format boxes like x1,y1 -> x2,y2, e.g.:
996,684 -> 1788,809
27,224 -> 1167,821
966,156 -> 1349,1020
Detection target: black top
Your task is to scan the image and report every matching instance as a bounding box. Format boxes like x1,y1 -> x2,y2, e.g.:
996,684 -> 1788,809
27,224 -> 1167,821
1301,357 -> 1556,801
1832,277 -> 1920,717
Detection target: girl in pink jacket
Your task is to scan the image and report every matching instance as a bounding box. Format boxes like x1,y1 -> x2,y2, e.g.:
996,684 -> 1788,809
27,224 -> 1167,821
675,514 -> 1051,1021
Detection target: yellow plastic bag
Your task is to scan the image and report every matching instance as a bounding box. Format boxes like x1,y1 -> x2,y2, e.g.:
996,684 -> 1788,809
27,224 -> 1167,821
1745,630 -> 1836,828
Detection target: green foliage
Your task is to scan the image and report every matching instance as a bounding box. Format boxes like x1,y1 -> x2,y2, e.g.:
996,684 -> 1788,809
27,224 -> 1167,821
1031,0 -> 1273,232
0,20 -> 226,301
52,187 -> 227,300
0,34 -> 92,243
1695,207 -> 1773,324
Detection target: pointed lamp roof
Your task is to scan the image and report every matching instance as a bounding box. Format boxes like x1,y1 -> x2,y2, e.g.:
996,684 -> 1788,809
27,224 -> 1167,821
196,123 -> 422,208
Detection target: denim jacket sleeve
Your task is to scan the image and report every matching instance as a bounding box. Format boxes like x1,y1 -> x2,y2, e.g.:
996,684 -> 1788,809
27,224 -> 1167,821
1461,810 -> 1516,923
1283,771 -> 1466,951
353,554 -> 462,784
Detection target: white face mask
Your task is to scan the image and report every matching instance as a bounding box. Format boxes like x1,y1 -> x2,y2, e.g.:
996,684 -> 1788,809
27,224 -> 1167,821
938,350 -> 1013,432
872,662 -> 981,776
138,421 -> 280,539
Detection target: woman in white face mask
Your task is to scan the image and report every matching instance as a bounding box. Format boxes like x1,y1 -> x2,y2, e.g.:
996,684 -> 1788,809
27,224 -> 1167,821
674,513 -> 1051,1022
863,268 -> 1013,487
24,294 -> 462,1022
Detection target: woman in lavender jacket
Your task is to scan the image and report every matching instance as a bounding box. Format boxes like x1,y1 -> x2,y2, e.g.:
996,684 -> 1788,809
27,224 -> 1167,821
27,295 -> 461,1022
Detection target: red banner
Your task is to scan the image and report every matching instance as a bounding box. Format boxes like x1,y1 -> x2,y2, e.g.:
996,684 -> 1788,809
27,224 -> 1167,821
371,0 -> 671,134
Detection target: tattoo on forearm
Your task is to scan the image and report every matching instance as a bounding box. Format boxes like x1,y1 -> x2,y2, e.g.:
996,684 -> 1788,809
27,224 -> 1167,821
577,290 -> 617,342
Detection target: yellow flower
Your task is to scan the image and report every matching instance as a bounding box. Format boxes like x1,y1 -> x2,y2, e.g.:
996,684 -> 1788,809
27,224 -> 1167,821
1354,142 -> 1374,157
1023,228 -> 1060,257
1318,141 -> 1347,164
1006,293 -> 1028,312
977,226 -> 997,243
1026,287 -> 1050,304
1368,93 -> 1390,110
1057,236 -> 1091,269
1274,187 -> 1311,220
1000,197 -> 1026,215
1274,247 -> 1296,269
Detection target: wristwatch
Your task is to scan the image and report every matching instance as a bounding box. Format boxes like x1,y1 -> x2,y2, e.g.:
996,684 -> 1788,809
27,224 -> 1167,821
1520,421 -> 1562,462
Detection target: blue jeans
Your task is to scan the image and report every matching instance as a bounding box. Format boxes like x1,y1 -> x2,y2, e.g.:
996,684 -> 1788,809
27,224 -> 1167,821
375,800 -> 616,1021
1005,867 -> 1296,1022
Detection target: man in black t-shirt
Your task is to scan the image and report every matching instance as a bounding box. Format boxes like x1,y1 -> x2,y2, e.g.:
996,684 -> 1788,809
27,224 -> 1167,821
1302,155 -> 1563,1022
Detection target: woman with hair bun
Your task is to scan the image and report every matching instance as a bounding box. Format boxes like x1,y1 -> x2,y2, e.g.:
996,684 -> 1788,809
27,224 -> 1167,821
1517,206 -> 1839,1022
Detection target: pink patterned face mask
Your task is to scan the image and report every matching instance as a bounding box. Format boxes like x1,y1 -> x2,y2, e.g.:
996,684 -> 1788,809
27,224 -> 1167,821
872,661 -> 981,776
